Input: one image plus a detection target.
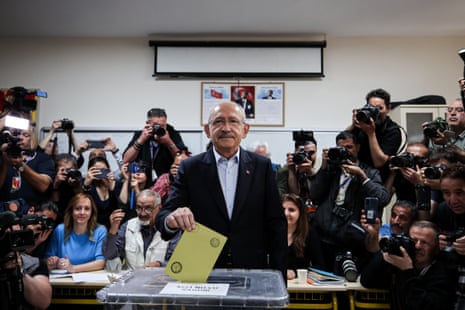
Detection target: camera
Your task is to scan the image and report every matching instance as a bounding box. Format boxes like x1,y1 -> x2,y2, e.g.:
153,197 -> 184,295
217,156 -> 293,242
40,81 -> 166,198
292,130 -> 314,143
60,118 -> 74,130
0,212 -> 38,264
424,163 -> 447,179
292,149 -> 312,165
335,251 -> 358,282
151,124 -> 166,137
379,233 -> 415,258
0,129 -> 22,158
423,117 -> 449,138
328,146 -> 350,165
1,86 -> 47,113
445,228 -> 465,243
390,152 -> 416,169
15,214 -> 56,231
65,168 -> 82,180
356,104 -> 380,124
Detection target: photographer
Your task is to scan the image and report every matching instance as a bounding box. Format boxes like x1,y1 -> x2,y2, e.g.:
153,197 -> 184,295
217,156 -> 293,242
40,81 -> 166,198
0,123 -> 55,207
51,153 -> 83,221
38,119 -> 79,160
24,201 -> 59,258
347,88 -> 403,182
384,141 -> 429,205
424,98 -> 465,157
0,214 -> 52,310
276,132 -> 317,206
360,220 -> 457,310
432,163 -> 465,308
123,108 -> 186,185
308,130 -> 390,273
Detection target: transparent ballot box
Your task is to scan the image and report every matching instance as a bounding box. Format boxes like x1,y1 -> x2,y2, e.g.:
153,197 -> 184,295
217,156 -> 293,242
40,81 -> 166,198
96,268 -> 288,309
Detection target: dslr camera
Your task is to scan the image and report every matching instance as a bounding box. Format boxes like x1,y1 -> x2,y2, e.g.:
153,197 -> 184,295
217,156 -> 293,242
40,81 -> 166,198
60,118 -> 74,130
328,146 -> 350,165
152,124 -> 166,137
335,251 -> 358,282
424,163 -> 447,179
293,148 -> 312,165
379,233 -> 415,258
65,168 -> 82,180
0,129 -> 22,158
356,104 -> 380,124
423,117 -> 449,138
390,152 -> 417,169
445,228 -> 465,243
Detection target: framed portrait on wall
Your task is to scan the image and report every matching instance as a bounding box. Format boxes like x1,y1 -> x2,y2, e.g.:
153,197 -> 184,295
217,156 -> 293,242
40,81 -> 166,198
201,82 -> 284,126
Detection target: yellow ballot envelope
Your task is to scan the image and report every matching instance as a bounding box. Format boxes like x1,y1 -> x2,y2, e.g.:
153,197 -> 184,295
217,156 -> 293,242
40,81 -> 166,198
165,222 -> 227,283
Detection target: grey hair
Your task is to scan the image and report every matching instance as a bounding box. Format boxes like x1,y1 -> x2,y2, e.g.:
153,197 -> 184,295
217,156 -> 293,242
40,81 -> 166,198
137,189 -> 161,207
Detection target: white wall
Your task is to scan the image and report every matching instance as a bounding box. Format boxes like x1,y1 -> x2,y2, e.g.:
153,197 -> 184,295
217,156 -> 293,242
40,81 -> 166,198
1,35 -> 464,165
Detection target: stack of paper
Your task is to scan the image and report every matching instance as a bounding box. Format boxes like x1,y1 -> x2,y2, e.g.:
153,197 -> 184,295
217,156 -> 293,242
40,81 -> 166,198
306,267 -> 345,285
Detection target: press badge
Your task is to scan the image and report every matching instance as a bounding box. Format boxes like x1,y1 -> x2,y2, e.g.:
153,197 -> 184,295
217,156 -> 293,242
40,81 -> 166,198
11,175 -> 21,192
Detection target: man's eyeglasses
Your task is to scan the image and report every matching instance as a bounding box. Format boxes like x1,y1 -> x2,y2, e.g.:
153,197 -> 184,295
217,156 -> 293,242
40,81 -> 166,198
135,206 -> 156,213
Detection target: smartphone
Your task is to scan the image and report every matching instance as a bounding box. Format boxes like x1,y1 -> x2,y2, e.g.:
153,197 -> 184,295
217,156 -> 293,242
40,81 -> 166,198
364,197 -> 379,224
95,168 -> 110,179
87,140 -> 106,149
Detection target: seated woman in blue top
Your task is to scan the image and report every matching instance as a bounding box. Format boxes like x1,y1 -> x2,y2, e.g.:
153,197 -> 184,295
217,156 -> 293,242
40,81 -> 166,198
283,193 -> 318,280
45,193 -> 107,273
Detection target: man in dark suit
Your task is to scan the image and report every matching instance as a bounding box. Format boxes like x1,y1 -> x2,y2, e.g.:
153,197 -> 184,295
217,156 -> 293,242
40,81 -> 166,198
235,91 -> 255,118
155,101 -> 287,278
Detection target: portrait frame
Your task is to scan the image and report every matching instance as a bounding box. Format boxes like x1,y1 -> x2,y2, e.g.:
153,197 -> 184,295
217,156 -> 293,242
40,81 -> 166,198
201,82 -> 285,126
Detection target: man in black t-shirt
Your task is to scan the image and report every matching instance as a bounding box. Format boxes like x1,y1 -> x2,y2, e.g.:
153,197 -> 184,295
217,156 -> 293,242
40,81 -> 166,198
123,108 -> 186,185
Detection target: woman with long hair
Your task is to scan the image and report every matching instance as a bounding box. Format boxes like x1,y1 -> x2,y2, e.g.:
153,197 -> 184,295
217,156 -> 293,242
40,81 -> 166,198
45,193 -> 106,273
82,156 -> 121,228
282,193 -> 313,280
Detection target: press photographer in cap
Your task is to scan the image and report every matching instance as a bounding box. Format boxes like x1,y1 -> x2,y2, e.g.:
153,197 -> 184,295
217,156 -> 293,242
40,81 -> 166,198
277,130 -> 318,208
0,211 -> 52,310
123,108 -> 186,185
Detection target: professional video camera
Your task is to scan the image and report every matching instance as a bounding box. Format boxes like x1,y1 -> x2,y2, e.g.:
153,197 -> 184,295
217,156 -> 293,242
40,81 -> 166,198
356,104 -> 380,124
0,212 -> 35,264
423,117 -> 450,138
152,124 -> 166,137
379,233 -> 416,258
328,146 -> 350,165
424,163 -> 447,179
0,86 -> 47,115
335,251 -> 358,282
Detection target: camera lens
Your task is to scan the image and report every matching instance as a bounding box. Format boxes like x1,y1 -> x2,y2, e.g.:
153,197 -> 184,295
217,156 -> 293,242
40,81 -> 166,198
341,259 -> 358,282
152,125 -> 166,137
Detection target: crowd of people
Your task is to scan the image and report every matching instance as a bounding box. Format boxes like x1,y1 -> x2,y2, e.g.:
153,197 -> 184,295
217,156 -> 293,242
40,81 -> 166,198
1,78 -> 465,309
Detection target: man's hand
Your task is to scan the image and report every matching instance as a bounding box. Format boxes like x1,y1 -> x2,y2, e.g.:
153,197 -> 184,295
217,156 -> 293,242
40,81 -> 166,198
166,207 -> 196,231
453,235 -> 465,256
382,246 -> 414,270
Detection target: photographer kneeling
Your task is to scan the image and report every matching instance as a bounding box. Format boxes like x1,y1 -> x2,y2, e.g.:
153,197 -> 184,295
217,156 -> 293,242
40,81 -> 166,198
360,220 -> 457,310
0,216 -> 52,310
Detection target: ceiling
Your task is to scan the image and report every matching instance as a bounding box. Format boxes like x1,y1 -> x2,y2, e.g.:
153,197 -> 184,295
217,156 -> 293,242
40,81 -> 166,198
2,0 -> 465,38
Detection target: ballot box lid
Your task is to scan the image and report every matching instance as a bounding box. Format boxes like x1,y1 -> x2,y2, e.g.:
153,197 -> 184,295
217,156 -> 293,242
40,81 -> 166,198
97,268 -> 288,308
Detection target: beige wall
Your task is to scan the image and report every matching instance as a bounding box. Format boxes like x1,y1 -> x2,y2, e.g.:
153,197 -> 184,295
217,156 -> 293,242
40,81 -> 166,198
0,35 -> 463,132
